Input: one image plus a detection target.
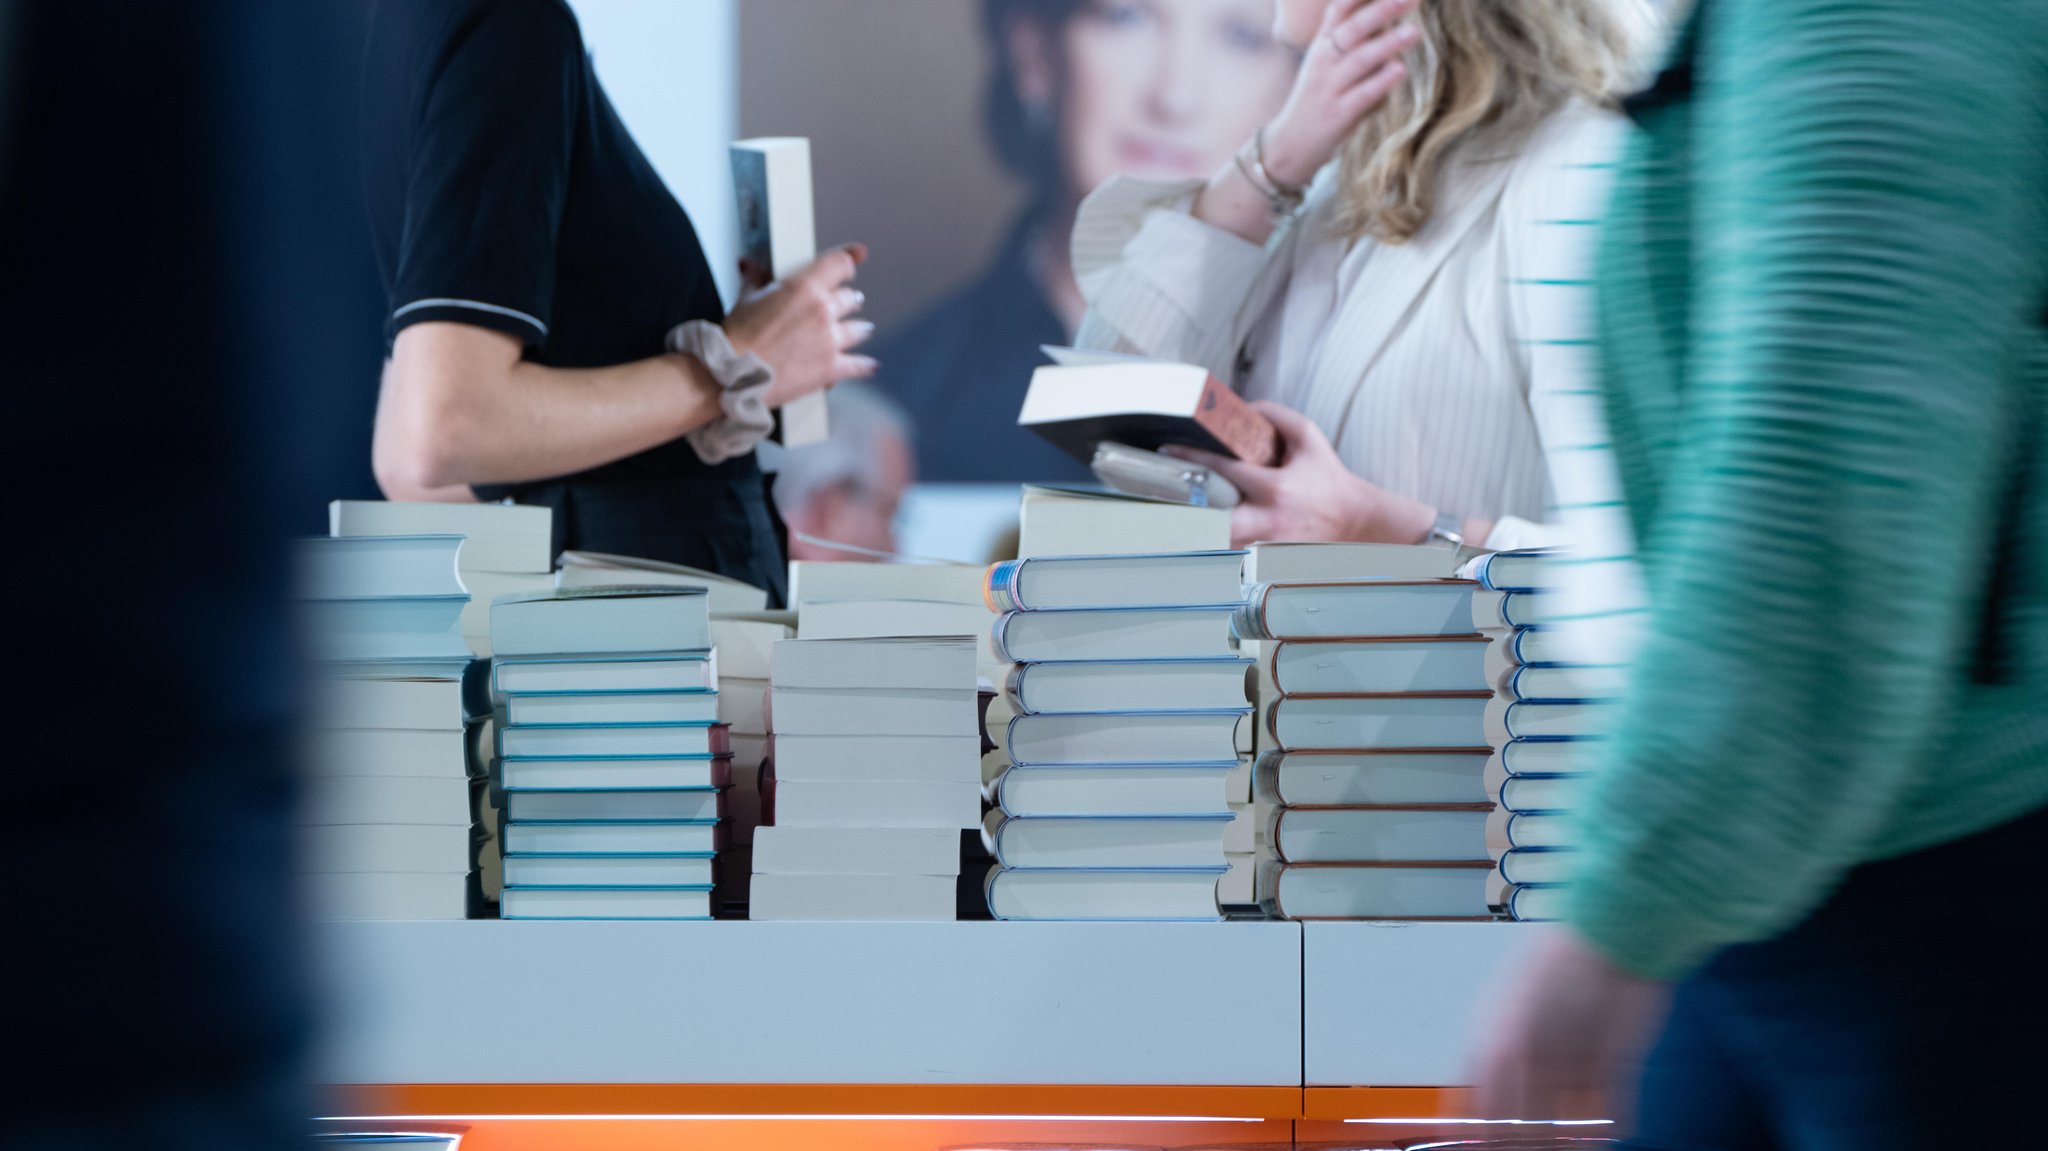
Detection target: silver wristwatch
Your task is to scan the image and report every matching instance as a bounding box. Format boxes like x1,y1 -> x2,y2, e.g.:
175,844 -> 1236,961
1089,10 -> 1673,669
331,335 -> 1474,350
1425,510 -> 1465,550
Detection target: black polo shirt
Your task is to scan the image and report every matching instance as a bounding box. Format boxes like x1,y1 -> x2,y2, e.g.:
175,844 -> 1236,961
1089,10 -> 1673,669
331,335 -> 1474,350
362,0 -> 786,599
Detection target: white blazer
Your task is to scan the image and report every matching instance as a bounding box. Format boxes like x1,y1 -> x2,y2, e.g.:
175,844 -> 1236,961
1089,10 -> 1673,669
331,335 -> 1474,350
1072,100 -> 1630,550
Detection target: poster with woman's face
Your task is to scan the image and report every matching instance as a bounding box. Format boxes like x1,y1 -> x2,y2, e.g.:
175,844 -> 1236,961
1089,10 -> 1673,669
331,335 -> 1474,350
743,0 -> 1296,490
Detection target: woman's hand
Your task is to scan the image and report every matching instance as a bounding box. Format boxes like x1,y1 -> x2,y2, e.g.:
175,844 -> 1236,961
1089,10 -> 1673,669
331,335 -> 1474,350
1469,928 -> 1671,1127
723,242 -> 877,409
1261,0 -> 1421,188
1164,400 -> 1435,547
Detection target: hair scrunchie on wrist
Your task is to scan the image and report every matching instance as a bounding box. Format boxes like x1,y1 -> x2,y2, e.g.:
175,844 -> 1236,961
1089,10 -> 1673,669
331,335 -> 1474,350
667,319 -> 777,465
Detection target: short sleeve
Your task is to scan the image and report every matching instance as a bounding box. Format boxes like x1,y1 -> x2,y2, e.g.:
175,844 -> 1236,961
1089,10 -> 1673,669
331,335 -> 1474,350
385,0 -> 581,349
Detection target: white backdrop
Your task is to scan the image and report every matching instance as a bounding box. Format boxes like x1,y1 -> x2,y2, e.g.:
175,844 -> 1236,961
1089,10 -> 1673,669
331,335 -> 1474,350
569,0 -> 741,306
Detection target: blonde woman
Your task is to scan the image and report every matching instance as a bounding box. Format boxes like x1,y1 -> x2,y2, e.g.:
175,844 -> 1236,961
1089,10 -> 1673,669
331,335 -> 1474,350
1073,0 -> 1648,551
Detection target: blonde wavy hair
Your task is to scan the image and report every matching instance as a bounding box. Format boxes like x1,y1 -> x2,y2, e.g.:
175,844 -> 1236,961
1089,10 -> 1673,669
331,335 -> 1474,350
1335,0 -> 1650,244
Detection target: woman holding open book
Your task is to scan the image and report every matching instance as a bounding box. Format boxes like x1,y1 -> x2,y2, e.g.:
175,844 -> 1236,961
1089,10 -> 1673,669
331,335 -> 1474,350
1072,0 -> 1651,552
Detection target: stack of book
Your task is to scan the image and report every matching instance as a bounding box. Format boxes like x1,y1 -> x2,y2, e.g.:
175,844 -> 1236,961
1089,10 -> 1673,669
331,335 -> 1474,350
552,548 -> 781,914
331,499 -> 557,906
330,500 -> 555,658
1472,549 -> 1622,922
1240,573 -> 1500,921
491,587 -> 730,920
297,533 -> 477,919
752,636 -> 980,920
982,549 -> 1254,921
789,560 -> 999,683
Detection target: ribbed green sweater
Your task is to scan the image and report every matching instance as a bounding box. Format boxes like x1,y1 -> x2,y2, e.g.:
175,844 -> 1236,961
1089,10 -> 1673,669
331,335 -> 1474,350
1571,0 -> 2048,979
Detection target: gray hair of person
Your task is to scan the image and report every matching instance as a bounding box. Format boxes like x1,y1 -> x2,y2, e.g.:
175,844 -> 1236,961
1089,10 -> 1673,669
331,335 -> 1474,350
771,381 -> 915,514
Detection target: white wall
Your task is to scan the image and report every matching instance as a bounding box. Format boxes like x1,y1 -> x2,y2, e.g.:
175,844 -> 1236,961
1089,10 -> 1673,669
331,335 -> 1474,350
569,0 -> 741,305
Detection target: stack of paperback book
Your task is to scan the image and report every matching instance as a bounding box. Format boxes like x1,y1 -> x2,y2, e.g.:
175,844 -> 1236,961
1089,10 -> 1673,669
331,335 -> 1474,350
330,500 -> 555,658
752,636 -> 980,920
1241,574 -> 1500,920
789,560 -> 999,682
491,587 -> 730,920
332,499 -> 557,903
297,533 -> 478,919
1471,549 -> 1623,922
982,550 -> 1253,920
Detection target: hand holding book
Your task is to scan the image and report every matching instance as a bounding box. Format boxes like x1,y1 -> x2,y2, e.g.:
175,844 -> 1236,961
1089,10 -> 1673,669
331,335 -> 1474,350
1162,400 -> 1438,549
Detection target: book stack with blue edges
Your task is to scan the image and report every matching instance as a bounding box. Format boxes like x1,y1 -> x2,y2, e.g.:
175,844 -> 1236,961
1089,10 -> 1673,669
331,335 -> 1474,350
491,586 -> 730,920
331,500 -> 559,910
1471,549 -> 1623,922
552,550 -> 782,914
751,636 -> 979,920
297,533 -> 478,920
1240,574 -> 1501,921
980,550 -> 1254,921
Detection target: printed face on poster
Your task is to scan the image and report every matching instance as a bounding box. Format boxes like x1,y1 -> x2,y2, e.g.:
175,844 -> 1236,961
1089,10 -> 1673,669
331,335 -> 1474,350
742,0 -> 1297,494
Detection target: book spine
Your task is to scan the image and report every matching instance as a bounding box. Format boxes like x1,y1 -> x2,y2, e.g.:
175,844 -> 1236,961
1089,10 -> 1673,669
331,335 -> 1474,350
1230,586 -> 1273,641
1196,376 -> 1281,466
984,560 -> 1024,614
1472,553 -> 1545,594
990,612 -> 1019,665
1003,663 -> 1032,714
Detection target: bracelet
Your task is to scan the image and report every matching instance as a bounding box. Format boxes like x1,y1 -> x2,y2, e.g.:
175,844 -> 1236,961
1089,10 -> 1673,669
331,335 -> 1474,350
665,319 -> 777,465
1234,126 -> 1307,218
1425,509 -> 1465,550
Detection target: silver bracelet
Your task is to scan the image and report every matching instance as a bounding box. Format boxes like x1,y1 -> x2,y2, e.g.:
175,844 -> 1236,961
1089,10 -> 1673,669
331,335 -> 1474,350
1425,510 -> 1466,550
1234,126 -> 1306,218
665,319 -> 777,465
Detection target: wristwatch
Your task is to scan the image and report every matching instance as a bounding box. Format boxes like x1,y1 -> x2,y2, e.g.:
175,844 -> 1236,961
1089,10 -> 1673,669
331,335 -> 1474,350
1425,510 -> 1465,550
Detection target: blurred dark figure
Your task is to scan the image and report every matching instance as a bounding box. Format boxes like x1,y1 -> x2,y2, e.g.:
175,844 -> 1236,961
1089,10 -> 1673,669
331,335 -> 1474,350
1475,1 -> 2047,1146
875,0 -> 1295,483
1,1 -> 385,1147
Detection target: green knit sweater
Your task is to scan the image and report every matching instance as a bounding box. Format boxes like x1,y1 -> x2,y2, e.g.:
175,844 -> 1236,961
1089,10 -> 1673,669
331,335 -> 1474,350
1570,0 -> 2048,979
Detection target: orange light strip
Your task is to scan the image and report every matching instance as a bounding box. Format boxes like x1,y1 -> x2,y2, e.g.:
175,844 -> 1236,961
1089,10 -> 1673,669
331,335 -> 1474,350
1302,1086 -> 1463,1120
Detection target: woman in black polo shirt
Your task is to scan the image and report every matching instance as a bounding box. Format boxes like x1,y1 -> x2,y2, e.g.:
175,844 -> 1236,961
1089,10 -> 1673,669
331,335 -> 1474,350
361,0 -> 870,602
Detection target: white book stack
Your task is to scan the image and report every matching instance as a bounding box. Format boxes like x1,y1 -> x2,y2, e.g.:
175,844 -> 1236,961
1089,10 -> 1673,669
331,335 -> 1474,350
789,560 -> 999,683
330,500 -> 555,658
491,587 -> 730,921
752,636 -> 979,921
297,534 -> 478,920
982,546 -> 1257,922
1468,549 -> 1623,923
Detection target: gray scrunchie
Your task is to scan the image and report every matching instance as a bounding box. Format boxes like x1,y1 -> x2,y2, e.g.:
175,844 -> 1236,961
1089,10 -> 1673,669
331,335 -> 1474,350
666,319 -> 776,465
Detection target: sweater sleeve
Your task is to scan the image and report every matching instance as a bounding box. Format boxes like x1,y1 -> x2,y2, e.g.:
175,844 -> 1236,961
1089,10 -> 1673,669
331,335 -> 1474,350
1568,0 -> 2044,978
1070,175 -> 1289,381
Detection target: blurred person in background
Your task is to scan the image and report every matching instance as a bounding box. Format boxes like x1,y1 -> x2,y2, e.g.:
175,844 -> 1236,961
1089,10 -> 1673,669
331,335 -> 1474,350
1475,1 -> 2048,1146
775,383 -> 917,562
363,0 -> 875,603
877,0 -> 1298,483
1080,0 -> 1652,553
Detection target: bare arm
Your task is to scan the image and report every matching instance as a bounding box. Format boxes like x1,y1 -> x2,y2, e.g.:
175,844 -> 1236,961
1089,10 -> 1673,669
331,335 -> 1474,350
373,244 -> 875,499
374,322 -> 722,496
1191,0 -> 1417,246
